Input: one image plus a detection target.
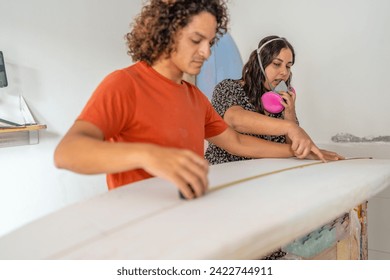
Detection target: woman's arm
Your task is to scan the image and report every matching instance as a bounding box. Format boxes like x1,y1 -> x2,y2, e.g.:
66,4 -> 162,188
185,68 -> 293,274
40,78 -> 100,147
223,106 -> 324,160
224,105 -> 296,136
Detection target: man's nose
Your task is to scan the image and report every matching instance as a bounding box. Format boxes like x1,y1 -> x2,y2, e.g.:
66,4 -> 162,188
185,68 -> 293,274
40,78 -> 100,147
199,43 -> 211,60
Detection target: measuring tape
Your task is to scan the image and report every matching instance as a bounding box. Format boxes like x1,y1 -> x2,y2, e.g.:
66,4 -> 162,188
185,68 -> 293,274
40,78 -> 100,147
207,157 -> 372,195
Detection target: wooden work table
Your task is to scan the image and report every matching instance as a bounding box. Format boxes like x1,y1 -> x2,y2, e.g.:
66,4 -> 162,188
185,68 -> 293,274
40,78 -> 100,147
0,158 -> 389,259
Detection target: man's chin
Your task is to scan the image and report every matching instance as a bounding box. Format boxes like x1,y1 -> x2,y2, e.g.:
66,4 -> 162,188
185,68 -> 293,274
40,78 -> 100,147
186,69 -> 201,76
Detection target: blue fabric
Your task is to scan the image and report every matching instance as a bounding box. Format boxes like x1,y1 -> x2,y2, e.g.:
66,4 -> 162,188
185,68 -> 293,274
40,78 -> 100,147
197,33 -> 243,99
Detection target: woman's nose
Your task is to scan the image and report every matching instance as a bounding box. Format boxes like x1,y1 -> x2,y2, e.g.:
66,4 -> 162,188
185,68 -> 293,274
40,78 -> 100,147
280,66 -> 288,76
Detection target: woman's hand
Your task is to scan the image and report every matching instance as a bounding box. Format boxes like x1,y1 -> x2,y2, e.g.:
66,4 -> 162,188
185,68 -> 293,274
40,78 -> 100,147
280,90 -> 297,122
304,149 -> 345,161
287,125 -> 326,161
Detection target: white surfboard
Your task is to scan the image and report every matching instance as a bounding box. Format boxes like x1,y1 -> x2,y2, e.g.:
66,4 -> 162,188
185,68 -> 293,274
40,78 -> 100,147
197,33 -> 243,99
0,158 -> 389,259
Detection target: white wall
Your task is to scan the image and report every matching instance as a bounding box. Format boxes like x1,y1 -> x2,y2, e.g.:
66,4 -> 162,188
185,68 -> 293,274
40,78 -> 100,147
0,0 -> 143,236
228,0 -> 390,142
1,0 -> 389,258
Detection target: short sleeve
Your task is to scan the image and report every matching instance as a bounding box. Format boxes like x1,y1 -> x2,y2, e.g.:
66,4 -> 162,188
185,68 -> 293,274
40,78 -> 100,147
77,70 -> 135,140
210,79 -> 251,118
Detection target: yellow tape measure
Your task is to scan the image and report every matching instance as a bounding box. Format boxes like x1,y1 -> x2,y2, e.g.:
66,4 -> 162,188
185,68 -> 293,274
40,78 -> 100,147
207,157 -> 372,195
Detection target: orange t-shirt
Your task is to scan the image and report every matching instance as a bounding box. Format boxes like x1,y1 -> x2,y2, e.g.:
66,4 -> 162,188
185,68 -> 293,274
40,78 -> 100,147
78,61 -> 228,190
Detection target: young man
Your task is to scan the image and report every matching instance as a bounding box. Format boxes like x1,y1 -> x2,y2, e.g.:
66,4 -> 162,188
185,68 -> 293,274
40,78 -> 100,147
54,0 -> 335,199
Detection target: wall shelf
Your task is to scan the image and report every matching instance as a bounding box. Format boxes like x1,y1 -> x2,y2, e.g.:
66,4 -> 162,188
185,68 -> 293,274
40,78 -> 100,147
0,95 -> 46,148
0,124 -> 46,148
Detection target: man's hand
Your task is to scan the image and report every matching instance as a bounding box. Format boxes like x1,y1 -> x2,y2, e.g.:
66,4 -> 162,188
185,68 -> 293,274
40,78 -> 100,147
142,146 -> 209,200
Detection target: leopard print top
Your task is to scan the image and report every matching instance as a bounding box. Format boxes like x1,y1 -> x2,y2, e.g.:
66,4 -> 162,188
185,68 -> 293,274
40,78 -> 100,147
205,79 -> 288,165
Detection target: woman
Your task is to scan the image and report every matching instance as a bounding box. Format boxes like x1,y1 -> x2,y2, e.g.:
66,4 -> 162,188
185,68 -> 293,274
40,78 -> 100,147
205,35 -> 343,164
205,35 -> 344,259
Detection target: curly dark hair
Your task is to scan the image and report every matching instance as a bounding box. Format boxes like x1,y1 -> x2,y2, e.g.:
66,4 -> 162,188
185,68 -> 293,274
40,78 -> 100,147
125,0 -> 229,65
241,35 -> 295,113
